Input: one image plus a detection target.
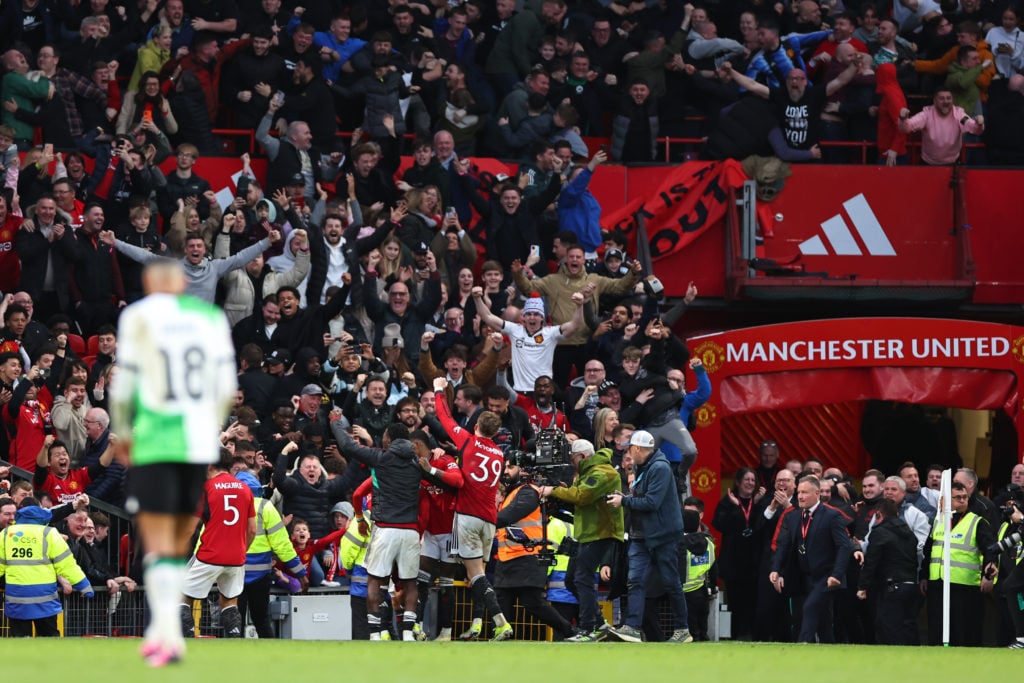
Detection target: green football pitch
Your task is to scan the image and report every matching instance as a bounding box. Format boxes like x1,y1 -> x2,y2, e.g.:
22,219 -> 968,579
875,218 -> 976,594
7,640 -> 1015,681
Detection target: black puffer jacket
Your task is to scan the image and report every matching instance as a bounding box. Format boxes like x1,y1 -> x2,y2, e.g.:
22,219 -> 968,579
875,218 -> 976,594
273,451 -> 349,538
332,425 -> 421,528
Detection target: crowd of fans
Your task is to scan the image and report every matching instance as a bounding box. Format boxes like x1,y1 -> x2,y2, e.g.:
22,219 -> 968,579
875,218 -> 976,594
1,0 -> 1021,643
3,0 -> 1024,170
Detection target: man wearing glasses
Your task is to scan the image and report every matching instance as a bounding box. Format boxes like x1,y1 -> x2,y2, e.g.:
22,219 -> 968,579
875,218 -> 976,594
921,480 -> 997,646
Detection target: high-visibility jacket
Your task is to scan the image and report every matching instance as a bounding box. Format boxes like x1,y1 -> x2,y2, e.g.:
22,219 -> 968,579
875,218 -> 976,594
496,484 -> 543,562
546,517 -> 577,604
929,511 -> 983,586
340,522 -> 370,599
683,536 -> 716,593
246,499 -> 305,584
0,517 -> 92,620
993,522 -> 1024,586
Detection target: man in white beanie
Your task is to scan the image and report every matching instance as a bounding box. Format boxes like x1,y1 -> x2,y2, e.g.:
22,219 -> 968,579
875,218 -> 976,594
472,287 -> 585,392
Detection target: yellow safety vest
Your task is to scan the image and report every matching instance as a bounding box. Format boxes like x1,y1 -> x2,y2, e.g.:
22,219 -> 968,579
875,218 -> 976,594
928,511 -> 982,586
0,522 -> 89,620
683,536 -> 715,593
496,484 -> 543,562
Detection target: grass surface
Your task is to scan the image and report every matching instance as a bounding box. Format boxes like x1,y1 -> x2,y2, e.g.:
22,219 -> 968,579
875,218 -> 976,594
7,639 -> 1015,682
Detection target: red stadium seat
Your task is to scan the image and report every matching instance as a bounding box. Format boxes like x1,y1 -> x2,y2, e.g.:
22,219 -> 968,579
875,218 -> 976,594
67,333 -> 86,356
86,335 -> 100,356
82,354 -> 97,369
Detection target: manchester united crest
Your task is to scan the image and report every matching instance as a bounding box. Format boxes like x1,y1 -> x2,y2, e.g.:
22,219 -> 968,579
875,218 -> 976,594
1013,336 -> 1024,365
692,340 -> 725,374
533,334 -> 544,343
691,466 -> 718,494
696,403 -> 717,428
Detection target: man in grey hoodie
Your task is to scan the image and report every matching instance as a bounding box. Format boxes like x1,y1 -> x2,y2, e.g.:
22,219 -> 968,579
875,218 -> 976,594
97,219 -> 282,302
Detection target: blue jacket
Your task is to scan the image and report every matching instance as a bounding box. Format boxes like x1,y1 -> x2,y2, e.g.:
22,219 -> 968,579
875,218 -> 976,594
557,168 -> 603,253
622,450 -> 683,545
660,366 -> 712,464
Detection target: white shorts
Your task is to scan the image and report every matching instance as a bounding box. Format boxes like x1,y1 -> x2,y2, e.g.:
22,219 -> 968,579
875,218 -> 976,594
182,558 -> 245,600
364,526 -> 421,580
453,513 -> 495,561
422,531 -> 458,564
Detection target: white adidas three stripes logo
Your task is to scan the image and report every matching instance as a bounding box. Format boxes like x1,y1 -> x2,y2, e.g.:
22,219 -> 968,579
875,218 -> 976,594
798,194 -> 897,257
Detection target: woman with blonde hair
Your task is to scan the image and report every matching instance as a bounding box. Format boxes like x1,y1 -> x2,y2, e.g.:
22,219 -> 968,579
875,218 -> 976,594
128,25 -> 173,91
593,407 -> 620,451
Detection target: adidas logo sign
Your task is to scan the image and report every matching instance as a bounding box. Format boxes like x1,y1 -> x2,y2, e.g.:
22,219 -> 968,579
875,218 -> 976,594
798,194 -> 896,257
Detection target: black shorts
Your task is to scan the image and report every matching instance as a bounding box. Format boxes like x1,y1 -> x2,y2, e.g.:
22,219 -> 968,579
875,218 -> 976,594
125,463 -> 208,516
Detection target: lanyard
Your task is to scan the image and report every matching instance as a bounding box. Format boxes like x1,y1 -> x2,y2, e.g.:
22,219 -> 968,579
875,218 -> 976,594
739,496 -> 753,527
800,511 -> 813,540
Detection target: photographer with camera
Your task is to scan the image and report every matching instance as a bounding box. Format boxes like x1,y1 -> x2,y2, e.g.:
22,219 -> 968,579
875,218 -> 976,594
495,453 -> 580,641
539,439 -> 624,641
990,486 -> 1024,647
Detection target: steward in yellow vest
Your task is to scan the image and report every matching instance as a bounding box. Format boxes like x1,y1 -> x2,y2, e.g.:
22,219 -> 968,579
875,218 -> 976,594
0,502 -> 94,637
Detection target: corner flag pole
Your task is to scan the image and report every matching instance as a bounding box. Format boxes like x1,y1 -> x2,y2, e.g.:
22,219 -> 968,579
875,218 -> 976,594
940,468 -> 952,647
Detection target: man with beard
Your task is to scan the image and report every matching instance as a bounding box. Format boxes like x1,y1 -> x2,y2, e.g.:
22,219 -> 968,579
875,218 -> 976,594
722,56 -> 864,157
233,296 -> 281,354
898,86 -> 985,165
753,467 -> 797,641
501,374 -> 568,433
51,377 -> 89,463
100,220 -> 279,304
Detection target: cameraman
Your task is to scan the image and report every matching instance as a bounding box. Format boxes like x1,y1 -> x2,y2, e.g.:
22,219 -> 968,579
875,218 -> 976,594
495,455 -> 579,640
992,495 -> 1024,647
539,439 -> 624,641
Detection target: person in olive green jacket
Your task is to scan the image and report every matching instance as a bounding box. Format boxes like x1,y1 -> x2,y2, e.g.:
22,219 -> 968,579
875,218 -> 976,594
540,439 -> 623,640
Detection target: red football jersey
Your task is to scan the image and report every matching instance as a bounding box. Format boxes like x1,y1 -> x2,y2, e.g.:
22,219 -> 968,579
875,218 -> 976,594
39,469 -> 92,505
419,452 -> 462,535
195,472 -> 255,566
435,390 -> 503,524
516,395 -> 569,432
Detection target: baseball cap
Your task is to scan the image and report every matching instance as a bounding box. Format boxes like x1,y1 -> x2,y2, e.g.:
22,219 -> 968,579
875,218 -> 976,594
629,430 -> 656,448
287,172 -> 305,186
300,384 -> 323,396
414,241 -> 429,253
598,380 -> 618,396
266,349 -> 291,366
605,248 -> 624,260
331,501 -> 355,519
570,439 -> 595,456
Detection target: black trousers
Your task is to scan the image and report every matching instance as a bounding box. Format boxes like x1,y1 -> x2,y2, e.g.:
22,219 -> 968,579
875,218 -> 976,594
9,615 -> 60,637
686,589 -> 710,641
874,583 -> 919,645
238,574 -> 274,638
926,580 -> 982,646
350,595 -> 370,640
496,586 -> 576,639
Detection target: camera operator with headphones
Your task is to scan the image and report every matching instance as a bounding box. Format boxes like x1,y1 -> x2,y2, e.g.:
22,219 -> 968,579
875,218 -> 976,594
495,454 -> 580,640
539,439 -> 623,641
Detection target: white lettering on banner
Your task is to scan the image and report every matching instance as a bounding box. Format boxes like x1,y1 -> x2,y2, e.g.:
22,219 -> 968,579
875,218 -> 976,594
911,337 -> 1010,359
727,337 -> 1009,364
